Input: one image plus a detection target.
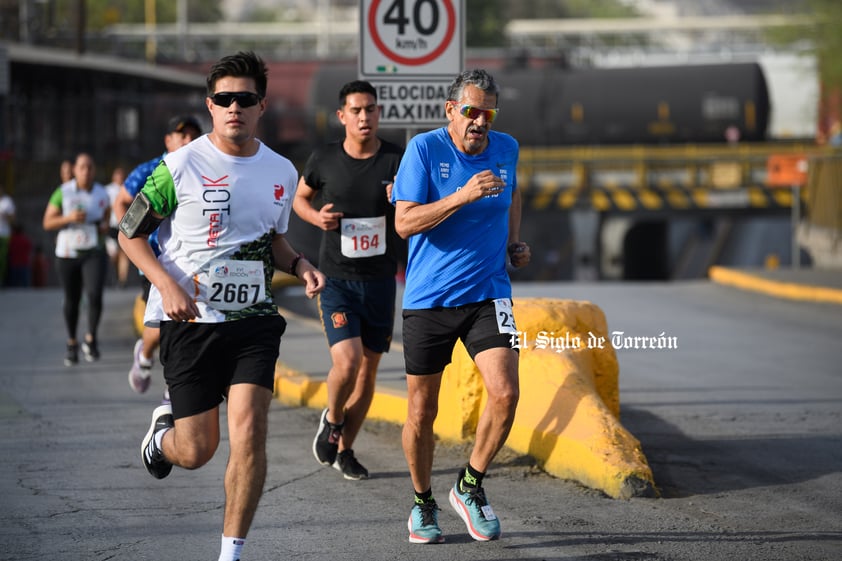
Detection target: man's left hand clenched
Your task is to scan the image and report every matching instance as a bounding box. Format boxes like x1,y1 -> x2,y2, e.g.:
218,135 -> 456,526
507,242 -> 531,268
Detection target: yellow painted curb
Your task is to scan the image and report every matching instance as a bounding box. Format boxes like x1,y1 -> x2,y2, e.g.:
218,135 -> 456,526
272,270 -> 301,291
132,294 -> 145,337
274,297 -> 656,499
274,363 -> 409,427
709,266 -> 842,305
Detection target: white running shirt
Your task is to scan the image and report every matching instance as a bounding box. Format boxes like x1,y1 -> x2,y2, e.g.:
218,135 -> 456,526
141,135 -> 298,324
47,180 -> 111,258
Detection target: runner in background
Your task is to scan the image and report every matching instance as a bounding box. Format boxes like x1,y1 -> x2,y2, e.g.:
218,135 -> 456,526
42,153 -> 111,365
114,115 -> 202,395
293,79 -> 404,480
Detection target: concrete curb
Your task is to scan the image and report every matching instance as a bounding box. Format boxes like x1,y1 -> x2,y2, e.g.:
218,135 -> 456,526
275,298 -> 656,499
274,364 -> 409,426
708,266 -> 842,305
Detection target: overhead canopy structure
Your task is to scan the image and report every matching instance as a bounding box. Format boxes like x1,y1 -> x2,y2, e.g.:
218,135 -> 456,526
504,14 -> 814,53
505,14 -> 813,36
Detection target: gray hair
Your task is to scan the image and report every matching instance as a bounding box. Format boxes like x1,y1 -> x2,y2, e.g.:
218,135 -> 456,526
447,69 -> 499,103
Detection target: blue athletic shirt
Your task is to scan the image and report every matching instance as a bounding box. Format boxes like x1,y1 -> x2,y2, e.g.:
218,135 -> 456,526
392,127 -> 519,309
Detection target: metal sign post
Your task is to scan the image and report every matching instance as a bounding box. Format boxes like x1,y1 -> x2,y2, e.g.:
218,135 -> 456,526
766,154 -> 809,269
792,183 -> 800,269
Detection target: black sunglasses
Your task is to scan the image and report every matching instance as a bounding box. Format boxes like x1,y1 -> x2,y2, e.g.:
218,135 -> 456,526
210,92 -> 262,108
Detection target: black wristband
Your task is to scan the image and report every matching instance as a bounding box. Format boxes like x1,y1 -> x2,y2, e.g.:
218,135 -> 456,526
288,253 -> 304,276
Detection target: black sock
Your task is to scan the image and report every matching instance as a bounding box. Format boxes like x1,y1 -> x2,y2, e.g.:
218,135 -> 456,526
326,409 -> 344,429
461,463 -> 485,490
414,488 -> 434,504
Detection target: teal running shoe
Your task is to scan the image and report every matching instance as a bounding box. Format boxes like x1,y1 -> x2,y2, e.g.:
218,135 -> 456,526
407,500 -> 444,544
449,478 -> 501,541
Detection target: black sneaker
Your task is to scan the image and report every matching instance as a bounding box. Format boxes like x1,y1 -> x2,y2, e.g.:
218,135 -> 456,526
312,408 -> 343,466
141,404 -> 174,479
333,449 -> 369,480
81,339 -> 99,362
64,343 -> 79,367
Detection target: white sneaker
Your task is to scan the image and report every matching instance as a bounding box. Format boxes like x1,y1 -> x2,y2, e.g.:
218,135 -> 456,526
128,339 -> 152,394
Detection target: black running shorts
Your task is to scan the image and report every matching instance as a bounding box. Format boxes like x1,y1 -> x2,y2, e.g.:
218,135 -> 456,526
159,314 -> 287,419
401,299 -> 517,375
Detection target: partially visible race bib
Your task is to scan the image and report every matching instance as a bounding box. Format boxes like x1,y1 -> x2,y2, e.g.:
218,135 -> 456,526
66,223 -> 98,252
493,298 -> 517,334
340,216 -> 386,258
206,259 -> 266,311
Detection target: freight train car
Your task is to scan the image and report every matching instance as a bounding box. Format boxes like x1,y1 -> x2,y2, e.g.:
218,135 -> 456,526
308,61 -> 771,146
496,62 -> 769,145
296,61 -> 788,283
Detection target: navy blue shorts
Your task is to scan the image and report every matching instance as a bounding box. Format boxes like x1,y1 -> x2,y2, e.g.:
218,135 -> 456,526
159,314 -> 286,420
317,276 -> 396,353
402,299 -> 518,375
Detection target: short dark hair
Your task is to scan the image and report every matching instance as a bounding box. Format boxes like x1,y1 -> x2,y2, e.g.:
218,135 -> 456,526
206,51 -> 268,99
447,69 -> 499,103
339,80 -> 377,108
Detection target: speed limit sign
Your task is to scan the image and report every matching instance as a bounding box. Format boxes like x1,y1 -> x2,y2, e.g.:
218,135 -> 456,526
360,0 -> 464,79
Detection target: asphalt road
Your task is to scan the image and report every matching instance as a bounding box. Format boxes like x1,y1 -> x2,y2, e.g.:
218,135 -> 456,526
1,282 -> 840,561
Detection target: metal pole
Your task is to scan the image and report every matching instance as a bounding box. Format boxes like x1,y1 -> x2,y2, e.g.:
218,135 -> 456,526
19,0 -> 31,43
317,0 -> 329,58
792,184 -> 800,269
75,0 -> 86,54
145,0 -> 156,64
177,0 -> 188,61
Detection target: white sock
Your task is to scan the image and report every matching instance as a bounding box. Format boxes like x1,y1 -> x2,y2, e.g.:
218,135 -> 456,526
218,535 -> 245,561
153,428 -> 170,450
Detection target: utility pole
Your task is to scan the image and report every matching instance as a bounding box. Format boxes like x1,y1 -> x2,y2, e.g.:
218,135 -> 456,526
145,0 -> 157,63
177,0 -> 188,61
19,0 -> 31,43
75,0 -> 86,54
317,0 -> 330,58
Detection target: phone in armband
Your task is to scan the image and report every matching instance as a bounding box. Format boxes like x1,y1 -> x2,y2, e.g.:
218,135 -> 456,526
119,192 -> 163,238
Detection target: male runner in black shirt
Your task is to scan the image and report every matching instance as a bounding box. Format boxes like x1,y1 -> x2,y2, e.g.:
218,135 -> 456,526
293,80 -> 404,480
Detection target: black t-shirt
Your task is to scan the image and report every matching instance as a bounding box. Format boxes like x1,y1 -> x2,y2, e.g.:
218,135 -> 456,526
301,138 -> 405,280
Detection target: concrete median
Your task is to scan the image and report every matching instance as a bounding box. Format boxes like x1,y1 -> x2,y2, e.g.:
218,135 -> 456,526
275,297 -> 656,500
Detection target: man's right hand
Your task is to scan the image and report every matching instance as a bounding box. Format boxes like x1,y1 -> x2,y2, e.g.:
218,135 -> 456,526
159,279 -> 201,322
461,170 -> 506,204
317,203 -> 343,231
